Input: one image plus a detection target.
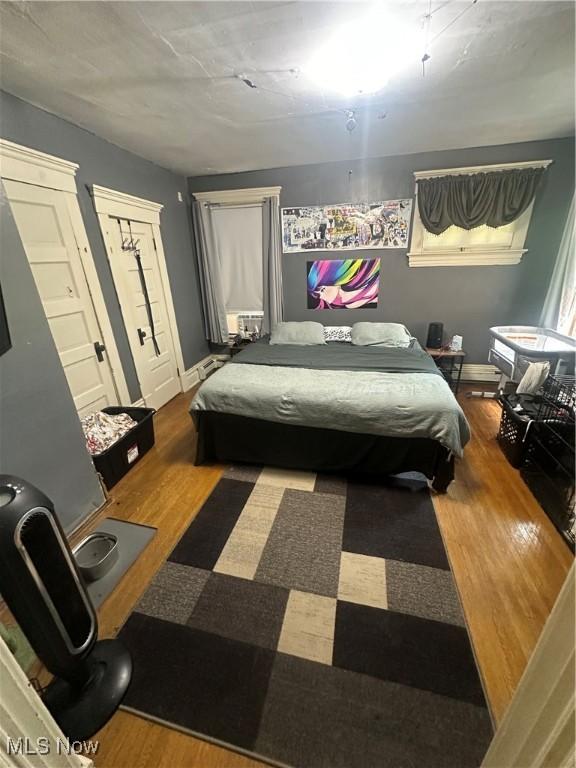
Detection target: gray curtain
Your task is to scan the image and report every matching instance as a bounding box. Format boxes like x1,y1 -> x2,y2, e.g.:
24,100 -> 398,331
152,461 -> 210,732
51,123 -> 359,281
261,196 -> 283,335
191,200 -> 229,344
417,167 -> 545,235
540,193 -> 575,333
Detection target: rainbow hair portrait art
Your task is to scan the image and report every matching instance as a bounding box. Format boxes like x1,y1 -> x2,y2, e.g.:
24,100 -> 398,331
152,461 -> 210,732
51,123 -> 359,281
307,259 -> 380,310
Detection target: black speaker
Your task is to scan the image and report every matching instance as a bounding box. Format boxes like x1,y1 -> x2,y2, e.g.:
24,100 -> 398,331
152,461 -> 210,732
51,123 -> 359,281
0,475 -> 132,740
426,322 -> 444,349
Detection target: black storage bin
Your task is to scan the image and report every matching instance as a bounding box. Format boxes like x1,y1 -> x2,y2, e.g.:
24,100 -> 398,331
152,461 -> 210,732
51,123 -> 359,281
92,407 -> 156,489
521,428 -> 575,551
522,374 -> 575,550
496,395 -> 541,468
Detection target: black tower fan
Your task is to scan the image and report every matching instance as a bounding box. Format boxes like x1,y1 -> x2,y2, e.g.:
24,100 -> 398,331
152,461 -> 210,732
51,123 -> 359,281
0,475 -> 132,740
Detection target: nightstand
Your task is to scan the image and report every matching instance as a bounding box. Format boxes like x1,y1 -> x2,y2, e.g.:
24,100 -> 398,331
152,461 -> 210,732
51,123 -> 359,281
426,348 -> 466,395
229,338 -> 254,357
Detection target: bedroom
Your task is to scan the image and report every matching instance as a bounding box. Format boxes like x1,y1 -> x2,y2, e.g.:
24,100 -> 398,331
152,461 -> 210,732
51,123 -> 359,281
0,1 -> 574,767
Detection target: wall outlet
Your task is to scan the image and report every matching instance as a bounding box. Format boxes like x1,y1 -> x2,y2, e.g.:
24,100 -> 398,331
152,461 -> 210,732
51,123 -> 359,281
177,191 -> 183,202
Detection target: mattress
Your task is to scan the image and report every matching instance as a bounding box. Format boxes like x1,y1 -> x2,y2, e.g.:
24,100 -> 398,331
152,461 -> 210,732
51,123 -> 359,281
190,340 -> 470,456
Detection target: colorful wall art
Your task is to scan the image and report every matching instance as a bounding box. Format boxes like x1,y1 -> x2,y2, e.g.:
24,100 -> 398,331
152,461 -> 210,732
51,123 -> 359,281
282,199 -> 412,252
307,259 -> 380,310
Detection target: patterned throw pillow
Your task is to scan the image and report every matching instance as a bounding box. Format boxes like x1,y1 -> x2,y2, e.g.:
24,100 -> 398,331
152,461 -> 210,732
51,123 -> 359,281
324,326 -> 353,343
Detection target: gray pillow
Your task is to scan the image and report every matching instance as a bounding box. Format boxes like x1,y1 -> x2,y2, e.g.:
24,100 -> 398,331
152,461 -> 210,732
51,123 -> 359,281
270,321 -> 326,346
351,322 -> 412,347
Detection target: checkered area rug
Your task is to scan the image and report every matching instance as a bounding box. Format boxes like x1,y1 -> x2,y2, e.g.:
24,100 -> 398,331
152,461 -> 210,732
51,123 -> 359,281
119,467 -> 493,768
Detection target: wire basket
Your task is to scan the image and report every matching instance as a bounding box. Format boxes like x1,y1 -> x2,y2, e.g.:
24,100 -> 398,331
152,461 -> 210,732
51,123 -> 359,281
496,395 -> 541,468
537,375 -> 575,451
541,374 -> 576,411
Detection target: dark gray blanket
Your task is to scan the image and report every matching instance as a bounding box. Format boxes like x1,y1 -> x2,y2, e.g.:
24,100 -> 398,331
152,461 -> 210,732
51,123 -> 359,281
231,340 -> 442,376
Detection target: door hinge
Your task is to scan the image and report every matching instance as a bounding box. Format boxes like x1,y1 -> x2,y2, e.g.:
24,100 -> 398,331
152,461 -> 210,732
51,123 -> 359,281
152,236 -> 157,251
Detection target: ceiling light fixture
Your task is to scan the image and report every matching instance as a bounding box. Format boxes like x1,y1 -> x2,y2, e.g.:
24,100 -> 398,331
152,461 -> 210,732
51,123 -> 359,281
304,6 -> 421,97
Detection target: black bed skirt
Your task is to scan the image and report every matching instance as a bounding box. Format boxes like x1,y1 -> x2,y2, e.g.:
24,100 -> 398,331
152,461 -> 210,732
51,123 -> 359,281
194,411 -> 454,492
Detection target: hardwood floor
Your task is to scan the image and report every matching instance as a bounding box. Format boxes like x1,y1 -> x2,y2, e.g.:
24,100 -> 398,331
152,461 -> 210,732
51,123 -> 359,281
87,389 -> 572,767
433,388 -> 572,723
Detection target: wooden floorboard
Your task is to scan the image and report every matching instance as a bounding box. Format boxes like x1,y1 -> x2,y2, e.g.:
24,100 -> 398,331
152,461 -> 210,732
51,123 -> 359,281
433,387 -> 572,723
88,388 -> 572,767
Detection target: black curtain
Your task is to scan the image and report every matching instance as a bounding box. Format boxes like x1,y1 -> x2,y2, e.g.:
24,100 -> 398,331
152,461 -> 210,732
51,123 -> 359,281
417,167 -> 545,235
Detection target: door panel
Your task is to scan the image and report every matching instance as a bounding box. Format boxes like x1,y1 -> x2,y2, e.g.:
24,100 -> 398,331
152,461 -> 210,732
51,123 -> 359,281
3,180 -> 118,417
107,218 -> 180,410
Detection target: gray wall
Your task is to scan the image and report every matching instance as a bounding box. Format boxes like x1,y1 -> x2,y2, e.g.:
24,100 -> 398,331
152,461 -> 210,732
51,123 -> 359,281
0,189 -> 105,532
189,137 -> 574,362
0,91 -> 209,401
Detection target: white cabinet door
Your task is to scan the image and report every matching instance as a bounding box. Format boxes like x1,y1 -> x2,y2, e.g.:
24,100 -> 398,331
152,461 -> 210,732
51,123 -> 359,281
4,179 -> 118,417
106,218 -> 181,411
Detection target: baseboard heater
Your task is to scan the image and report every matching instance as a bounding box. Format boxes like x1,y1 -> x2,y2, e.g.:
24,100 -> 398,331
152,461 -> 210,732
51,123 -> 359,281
198,358 -> 219,381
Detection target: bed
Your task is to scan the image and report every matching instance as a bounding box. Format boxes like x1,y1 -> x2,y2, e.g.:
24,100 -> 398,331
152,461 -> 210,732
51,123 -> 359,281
189,335 -> 470,492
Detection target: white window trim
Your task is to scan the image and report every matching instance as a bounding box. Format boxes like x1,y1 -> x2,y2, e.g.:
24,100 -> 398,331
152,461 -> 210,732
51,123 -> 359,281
413,159 -> 552,180
91,185 -> 187,394
193,186 -> 281,205
408,203 -> 533,267
0,138 -> 131,404
408,159 -> 552,267
228,310 -> 264,316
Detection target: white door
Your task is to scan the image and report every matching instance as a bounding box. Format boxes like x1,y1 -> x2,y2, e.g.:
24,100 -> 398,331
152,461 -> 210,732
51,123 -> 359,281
3,179 -> 118,417
106,218 -> 180,411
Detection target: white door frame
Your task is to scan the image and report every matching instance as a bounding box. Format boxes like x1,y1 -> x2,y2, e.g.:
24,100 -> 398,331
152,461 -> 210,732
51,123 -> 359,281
91,184 -> 186,390
0,633 -> 94,768
0,138 -> 131,405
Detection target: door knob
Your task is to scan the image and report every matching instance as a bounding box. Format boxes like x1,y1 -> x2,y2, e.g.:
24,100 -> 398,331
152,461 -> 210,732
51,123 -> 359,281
137,328 -> 147,346
94,341 -> 106,362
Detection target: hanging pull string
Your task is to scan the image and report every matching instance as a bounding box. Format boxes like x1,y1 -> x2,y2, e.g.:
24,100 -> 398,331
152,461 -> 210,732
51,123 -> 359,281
429,0 -> 457,18
120,219 -> 161,358
422,0 -> 478,75
430,0 -> 479,46
422,0 -> 433,76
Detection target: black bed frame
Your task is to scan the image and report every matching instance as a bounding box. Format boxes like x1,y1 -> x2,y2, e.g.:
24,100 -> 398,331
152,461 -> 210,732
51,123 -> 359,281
194,411 -> 454,492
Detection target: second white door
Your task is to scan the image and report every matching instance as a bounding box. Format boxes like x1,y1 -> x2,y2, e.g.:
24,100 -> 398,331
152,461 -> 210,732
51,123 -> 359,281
105,217 -> 181,411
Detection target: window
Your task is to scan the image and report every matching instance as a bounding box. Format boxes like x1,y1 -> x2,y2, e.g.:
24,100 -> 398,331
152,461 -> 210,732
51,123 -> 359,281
226,311 -> 264,337
193,186 -> 281,338
211,205 -> 264,313
408,160 -> 550,267
559,292 -> 576,337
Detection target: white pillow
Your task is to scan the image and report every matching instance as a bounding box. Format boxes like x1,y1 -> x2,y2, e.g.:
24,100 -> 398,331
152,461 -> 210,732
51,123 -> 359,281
324,326 -> 352,343
351,322 -> 412,347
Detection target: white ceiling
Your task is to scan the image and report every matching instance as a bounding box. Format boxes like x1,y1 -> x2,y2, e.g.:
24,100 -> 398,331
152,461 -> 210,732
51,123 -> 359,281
0,1 -> 574,177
